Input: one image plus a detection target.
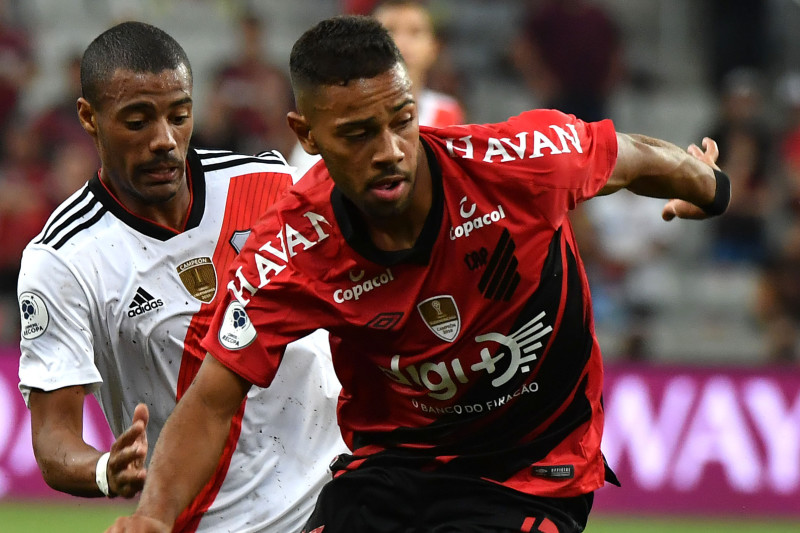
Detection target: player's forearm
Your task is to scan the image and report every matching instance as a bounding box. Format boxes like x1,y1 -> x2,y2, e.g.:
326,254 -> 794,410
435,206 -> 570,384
604,133 -> 717,205
33,430 -> 106,497
133,385 -> 234,527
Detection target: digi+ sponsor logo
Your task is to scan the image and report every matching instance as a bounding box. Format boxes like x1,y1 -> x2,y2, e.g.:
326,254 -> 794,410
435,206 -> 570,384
449,195 -> 506,240
380,310 -> 553,401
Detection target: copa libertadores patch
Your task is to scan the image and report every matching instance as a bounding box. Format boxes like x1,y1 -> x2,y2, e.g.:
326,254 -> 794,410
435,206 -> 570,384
19,292 -> 49,340
219,301 -> 257,350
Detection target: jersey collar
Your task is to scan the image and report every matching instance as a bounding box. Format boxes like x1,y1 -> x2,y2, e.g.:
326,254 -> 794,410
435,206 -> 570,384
331,138 -> 443,266
88,147 -> 206,240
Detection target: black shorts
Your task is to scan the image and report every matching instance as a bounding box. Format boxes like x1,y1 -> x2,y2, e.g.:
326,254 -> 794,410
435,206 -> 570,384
302,466 -> 593,533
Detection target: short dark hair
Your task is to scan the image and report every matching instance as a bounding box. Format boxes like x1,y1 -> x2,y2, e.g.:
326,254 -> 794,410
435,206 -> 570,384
289,15 -> 403,91
80,21 -> 192,105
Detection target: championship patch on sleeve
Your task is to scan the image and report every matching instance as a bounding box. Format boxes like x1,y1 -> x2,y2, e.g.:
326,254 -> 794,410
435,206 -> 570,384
19,292 -> 49,340
218,301 -> 257,350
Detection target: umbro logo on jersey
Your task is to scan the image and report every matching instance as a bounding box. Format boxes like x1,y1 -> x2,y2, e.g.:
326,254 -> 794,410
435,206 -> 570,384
127,287 -> 164,317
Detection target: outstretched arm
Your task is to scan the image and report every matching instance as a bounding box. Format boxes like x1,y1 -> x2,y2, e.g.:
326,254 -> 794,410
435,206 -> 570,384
600,134 -> 729,220
106,353 -> 252,533
29,386 -> 148,498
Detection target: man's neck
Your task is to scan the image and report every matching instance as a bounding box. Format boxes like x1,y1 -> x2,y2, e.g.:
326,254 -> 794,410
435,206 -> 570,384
99,173 -> 191,232
134,193 -> 191,232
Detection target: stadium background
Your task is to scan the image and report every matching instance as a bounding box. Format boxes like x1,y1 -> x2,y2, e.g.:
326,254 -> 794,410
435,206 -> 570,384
1,0 -> 799,531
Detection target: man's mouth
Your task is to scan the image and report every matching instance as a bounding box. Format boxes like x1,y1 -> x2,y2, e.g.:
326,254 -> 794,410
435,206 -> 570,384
371,177 -> 403,191
142,165 -> 180,183
368,175 -> 408,202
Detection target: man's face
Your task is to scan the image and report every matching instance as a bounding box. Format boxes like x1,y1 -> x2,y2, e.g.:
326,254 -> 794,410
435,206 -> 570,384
301,63 -> 421,220
81,65 -> 193,209
374,5 -> 437,84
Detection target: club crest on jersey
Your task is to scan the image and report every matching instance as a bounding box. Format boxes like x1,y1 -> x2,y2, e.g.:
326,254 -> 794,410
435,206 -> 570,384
417,295 -> 461,342
177,257 -> 217,303
229,229 -> 251,255
219,301 -> 257,350
19,292 -> 49,340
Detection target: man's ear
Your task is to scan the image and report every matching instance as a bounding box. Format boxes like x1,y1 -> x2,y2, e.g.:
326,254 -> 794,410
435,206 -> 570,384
76,97 -> 98,137
287,111 -> 319,156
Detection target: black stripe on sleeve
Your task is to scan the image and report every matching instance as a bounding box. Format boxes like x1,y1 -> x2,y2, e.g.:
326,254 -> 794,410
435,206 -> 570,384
35,186 -> 92,245
50,207 -> 109,250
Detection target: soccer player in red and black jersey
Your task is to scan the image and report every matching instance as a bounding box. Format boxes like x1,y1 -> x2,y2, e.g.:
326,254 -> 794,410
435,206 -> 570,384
108,15 -> 730,533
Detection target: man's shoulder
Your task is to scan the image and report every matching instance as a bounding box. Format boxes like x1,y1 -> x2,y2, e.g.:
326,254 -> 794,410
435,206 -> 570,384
192,147 -> 294,181
24,182 -> 112,256
235,170 -> 339,283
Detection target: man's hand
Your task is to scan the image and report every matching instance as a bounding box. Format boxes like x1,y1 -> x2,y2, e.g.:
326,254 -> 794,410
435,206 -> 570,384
105,514 -> 171,533
662,137 -> 721,221
107,403 -> 149,498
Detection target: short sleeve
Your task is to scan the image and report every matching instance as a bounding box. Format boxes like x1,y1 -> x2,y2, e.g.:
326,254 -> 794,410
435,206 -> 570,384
17,246 -> 101,406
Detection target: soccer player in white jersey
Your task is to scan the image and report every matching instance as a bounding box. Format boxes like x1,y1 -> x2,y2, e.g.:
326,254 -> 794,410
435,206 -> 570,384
16,21 -> 346,533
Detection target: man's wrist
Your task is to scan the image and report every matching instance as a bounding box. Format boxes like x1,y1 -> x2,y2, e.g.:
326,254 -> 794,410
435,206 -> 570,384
95,452 -> 113,497
700,169 -> 731,216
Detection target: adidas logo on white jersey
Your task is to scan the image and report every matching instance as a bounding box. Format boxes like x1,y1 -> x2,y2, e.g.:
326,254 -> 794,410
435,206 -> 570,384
127,287 -> 164,317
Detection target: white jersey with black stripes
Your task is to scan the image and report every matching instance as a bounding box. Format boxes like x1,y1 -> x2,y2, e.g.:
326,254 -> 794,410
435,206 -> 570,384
17,147 -> 347,532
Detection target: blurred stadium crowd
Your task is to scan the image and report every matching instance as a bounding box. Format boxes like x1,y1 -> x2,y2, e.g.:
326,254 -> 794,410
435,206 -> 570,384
1,0 -> 799,365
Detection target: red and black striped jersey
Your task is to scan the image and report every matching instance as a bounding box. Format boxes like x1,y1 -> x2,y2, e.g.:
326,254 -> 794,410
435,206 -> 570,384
203,109 -> 618,498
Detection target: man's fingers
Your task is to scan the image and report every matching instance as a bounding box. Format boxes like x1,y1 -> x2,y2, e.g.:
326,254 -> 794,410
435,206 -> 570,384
688,137 -> 720,169
113,468 -> 147,498
662,199 -> 708,221
110,441 -> 147,471
661,202 -> 677,221
107,442 -> 147,497
701,136 -> 719,161
132,403 -> 149,429
113,413 -> 149,451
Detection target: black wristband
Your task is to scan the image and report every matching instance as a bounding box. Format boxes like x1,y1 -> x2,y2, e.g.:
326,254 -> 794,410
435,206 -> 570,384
700,169 -> 731,216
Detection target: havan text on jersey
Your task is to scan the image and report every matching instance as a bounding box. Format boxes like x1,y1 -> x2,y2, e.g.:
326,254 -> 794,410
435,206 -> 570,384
228,211 -> 331,305
444,123 -> 583,163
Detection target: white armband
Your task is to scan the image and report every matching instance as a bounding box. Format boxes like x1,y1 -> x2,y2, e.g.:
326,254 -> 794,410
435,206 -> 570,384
95,452 -> 111,497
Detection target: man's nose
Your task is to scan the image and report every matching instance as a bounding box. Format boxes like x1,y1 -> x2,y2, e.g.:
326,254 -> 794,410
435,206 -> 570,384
373,129 -> 404,165
150,119 -> 177,152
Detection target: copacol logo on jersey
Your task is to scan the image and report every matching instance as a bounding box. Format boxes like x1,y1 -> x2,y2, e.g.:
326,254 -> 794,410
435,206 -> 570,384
219,301 -> 257,350
417,295 -> 461,342
19,292 -> 49,340
333,267 -> 395,304
449,195 -> 506,240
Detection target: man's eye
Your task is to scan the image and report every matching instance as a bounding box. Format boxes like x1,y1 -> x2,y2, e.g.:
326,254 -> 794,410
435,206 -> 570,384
393,117 -> 413,131
344,130 -> 369,140
126,120 -> 145,130
173,115 -> 189,125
